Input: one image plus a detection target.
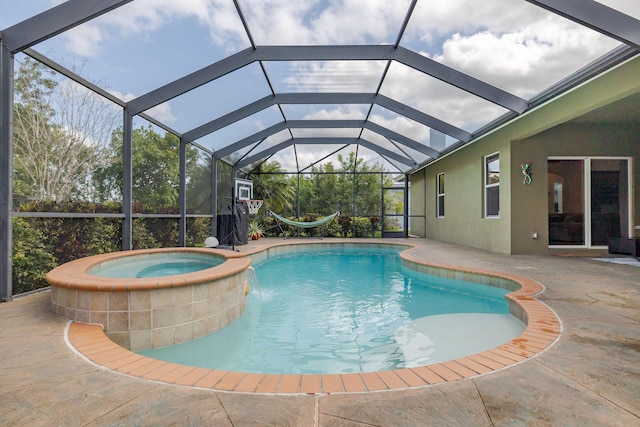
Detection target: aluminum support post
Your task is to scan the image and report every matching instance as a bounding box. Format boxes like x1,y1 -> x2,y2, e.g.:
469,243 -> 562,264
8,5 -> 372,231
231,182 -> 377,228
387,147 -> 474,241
0,43 -> 14,301
404,175 -> 410,238
211,156 -> 218,237
178,138 -> 187,247
122,109 -> 133,250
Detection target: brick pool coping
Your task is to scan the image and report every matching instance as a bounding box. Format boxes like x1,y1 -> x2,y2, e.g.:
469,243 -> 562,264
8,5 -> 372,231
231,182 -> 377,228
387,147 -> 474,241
66,241 -> 561,395
46,247 -> 249,292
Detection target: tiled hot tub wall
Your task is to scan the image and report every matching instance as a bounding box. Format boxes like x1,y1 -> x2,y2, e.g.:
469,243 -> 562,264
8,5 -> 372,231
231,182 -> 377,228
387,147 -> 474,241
47,248 -> 251,351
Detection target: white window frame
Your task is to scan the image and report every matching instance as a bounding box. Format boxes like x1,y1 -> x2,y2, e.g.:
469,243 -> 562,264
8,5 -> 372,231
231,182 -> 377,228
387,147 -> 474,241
484,152 -> 500,218
437,172 -> 445,218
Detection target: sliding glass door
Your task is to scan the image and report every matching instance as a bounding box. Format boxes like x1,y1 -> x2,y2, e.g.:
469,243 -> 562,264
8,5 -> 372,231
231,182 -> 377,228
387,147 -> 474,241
548,160 -> 584,245
548,158 -> 631,247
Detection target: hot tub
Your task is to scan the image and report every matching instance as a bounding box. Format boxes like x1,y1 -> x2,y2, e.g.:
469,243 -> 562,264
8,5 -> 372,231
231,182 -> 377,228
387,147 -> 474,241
46,248 -> 251,351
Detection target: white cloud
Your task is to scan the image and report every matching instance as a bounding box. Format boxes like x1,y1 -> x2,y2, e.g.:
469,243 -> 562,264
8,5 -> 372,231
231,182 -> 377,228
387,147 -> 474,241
302,105 -> 368,121
379,61 -> 506,131
240,0 -> 313,45
57,0 -> 634,61
265,105 -> 368,170
62,0 -> 246,57
230,0 -> 413,45
429,16 -> 619,97
303,0 -> 411,45
145,102 -> 177,124
368,114 -> 429,144
63,23 -> 103,57
382,0 -> 622,129
108,90 -> 177,124
272,146 -> 301,172
405,0 -> 549,45
274,105 -> 429,170
108,90 -> 136,103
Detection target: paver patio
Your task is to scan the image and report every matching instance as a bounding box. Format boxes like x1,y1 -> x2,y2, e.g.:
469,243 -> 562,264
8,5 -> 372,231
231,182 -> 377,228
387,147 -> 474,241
1,238 -> 639,426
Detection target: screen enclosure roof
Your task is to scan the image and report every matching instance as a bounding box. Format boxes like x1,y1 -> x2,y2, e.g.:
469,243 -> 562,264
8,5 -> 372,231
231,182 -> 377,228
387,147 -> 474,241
2,0 -> 639,174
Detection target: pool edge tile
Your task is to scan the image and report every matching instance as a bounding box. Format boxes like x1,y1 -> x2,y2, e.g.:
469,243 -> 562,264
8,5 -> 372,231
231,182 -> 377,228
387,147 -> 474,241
360,372 -> 389,391
255,374 -> 281,393
193,369 -> 228,388
300,374 -> 322,394
320,374 -> 344,393
341,374 -> 367,393
277,374 -> 301,393
234,374 -> 265,393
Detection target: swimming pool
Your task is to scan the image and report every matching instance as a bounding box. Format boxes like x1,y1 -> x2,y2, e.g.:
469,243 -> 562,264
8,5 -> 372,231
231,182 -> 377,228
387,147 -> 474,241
139,247 -> 525,374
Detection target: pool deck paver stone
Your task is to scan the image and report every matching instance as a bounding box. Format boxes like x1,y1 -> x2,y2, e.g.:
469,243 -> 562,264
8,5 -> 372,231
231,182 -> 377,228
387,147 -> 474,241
1,238 -> 639,425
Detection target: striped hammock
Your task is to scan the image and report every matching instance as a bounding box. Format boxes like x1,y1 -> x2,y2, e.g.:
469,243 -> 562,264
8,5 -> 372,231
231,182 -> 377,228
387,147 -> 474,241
270,211 -> 339,229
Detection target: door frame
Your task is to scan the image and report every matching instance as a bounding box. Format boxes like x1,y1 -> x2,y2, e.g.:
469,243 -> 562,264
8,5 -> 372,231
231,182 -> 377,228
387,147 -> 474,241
382,181 -> 409,238
548,156 -> 634,248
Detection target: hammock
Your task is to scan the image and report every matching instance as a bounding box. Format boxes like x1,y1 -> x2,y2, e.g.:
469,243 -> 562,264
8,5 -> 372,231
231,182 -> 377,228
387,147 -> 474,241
270,211 -> 339,229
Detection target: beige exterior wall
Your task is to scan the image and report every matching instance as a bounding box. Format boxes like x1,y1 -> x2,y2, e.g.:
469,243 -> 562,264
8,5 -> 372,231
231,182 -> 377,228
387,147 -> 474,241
409,170 -> 427,236
423,137 -> 512,253
511,123 -> 640,254
411,56 -> 640,254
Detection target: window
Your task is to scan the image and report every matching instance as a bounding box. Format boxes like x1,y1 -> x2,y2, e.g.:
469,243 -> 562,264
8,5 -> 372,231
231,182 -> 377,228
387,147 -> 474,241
437,173 -> 445,217
485,153 -> 500,217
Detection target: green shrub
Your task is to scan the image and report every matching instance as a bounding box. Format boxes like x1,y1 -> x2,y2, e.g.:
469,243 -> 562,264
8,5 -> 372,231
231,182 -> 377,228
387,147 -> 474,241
139,218 -> 179,247
88,218 -> 121,254
353,217 -> 371,237
12,218 -> 57,294
317,219 -> 341,237
10,202 -> 219,296
257,213 -> 350,238
187,217 -> 211,247
338,215 -> 352,237
132,218 -> 159,249
27,217 -> 121,264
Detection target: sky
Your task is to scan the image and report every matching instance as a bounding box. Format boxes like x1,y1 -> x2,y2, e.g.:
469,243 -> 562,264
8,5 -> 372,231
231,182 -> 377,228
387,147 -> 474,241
1,0 -> 637,172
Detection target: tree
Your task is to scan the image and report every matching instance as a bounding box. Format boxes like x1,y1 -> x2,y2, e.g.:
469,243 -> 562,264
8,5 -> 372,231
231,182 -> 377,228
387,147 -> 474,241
93,126 -> 201,207
13,57 -> 119,202
336,152 -> 391,217
305,162 -> 339,215
297,173 -> 315,214
246,160 -> 295,215
185,152 -> 213,214
298,153 -> 391,217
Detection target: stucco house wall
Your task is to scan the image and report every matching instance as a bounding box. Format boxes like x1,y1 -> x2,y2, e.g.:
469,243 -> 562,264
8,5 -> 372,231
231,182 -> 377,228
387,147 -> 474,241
411,55 -> 640,254
510,123 -> 640,254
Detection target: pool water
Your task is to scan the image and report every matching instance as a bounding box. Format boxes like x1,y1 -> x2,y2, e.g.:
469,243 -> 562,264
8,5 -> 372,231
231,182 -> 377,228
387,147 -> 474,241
139,248 -> 525,374
88,253 -> 223,278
